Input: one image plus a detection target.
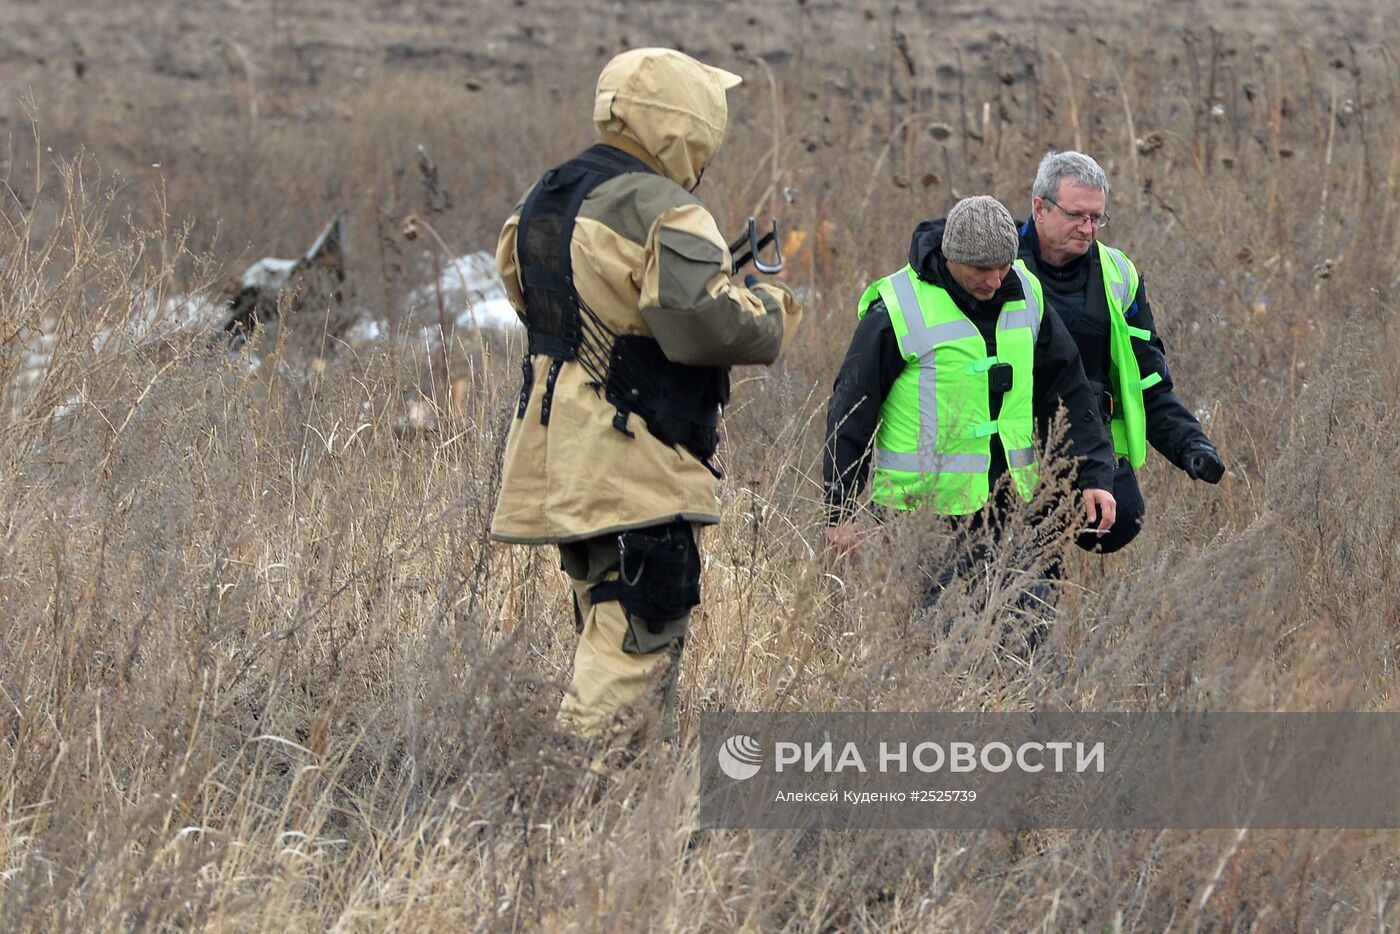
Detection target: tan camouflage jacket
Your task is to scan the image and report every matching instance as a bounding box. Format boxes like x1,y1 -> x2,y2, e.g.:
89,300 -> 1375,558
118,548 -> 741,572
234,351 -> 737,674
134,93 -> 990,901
490,48 -> 803,544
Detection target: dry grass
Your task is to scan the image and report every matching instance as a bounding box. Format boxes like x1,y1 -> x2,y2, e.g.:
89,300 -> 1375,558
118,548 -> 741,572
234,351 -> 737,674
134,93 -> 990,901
3,2 -> 1400,929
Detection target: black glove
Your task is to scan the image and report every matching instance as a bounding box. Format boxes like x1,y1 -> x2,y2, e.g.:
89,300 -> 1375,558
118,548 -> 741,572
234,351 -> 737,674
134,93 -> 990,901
744,274 -> 760,289
1183,439 -> 1225,484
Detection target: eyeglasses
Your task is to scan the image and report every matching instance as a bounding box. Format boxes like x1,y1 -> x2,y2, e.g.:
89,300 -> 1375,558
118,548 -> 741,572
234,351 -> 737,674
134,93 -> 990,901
1044,197 -> 1110,229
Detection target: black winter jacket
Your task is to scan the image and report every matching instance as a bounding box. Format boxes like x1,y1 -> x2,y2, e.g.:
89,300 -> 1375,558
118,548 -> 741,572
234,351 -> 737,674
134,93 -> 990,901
823,219 -> 1116,523
1017,221 -> 1210,469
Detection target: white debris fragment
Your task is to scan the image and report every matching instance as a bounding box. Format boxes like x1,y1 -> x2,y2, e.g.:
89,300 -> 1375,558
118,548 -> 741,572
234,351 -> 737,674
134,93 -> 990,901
14,242 -> 518,412
240,257 -> 299,292
405,251 -> 520,331
17,288 -> 225,395
345,316 -> 383,343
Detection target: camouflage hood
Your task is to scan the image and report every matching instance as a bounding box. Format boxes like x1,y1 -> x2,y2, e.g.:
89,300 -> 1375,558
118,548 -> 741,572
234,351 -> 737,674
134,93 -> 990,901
592,47 -> 741,192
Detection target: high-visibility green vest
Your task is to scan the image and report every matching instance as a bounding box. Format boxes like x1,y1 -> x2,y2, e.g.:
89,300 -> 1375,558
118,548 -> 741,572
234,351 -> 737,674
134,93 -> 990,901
1098,242 -> 1162,469
858,261 -> 1044,516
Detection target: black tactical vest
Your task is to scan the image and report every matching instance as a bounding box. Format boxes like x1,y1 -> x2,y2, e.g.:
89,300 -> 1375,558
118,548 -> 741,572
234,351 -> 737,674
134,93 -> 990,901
514,144 -> 730,475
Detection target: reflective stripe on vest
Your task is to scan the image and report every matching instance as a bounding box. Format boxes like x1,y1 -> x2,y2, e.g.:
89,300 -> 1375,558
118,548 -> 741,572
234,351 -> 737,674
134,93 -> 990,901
865,263 -> 1042,513
1002,264 -> 1040,471
872,268 -> 986,474
1098,242 -> 1161,468
1103,245 -> 1134,309
870,265 -> 1042,475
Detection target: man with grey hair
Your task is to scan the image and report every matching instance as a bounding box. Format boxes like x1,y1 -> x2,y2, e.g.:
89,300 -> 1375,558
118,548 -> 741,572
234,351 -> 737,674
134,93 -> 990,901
1019,151 -> 1223,554
823,196 -> 1116,634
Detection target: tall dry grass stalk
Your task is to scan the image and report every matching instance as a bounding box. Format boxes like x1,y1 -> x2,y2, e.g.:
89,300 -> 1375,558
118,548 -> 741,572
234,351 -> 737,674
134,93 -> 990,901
3,7 -> 1400,929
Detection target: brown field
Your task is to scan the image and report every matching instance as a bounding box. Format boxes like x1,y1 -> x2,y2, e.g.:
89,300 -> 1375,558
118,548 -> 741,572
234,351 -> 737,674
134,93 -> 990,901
3,0 -> 1400,929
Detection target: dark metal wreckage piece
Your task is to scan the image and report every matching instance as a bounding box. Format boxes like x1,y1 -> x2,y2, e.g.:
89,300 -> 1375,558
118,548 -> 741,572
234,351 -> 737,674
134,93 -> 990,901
729,217 -> 784,275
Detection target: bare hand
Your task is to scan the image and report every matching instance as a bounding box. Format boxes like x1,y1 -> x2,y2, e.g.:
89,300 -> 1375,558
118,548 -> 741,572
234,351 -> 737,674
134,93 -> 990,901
824,523 -> 860,554
1083,488 -> 1117,535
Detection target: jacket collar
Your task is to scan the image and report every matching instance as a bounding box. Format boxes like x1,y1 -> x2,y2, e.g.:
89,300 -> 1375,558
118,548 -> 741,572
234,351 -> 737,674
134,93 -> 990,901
908,217 -> 1023,317
1018,217 -> 1094,278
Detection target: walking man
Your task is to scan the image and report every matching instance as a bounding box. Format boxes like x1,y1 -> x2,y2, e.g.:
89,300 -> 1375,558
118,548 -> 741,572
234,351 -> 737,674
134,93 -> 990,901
1018,151 -> 1224,553
491,49 -> 803,741
824,196 -> 1115,618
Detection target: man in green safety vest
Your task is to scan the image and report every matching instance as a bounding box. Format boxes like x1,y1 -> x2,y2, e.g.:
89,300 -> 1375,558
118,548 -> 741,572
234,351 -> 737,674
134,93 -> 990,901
823,196 -> 1118,605
1018,151 -> 1225,553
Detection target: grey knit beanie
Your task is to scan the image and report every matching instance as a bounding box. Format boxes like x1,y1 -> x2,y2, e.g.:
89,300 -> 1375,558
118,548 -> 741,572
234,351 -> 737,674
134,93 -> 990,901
942,196 -> 1018,267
